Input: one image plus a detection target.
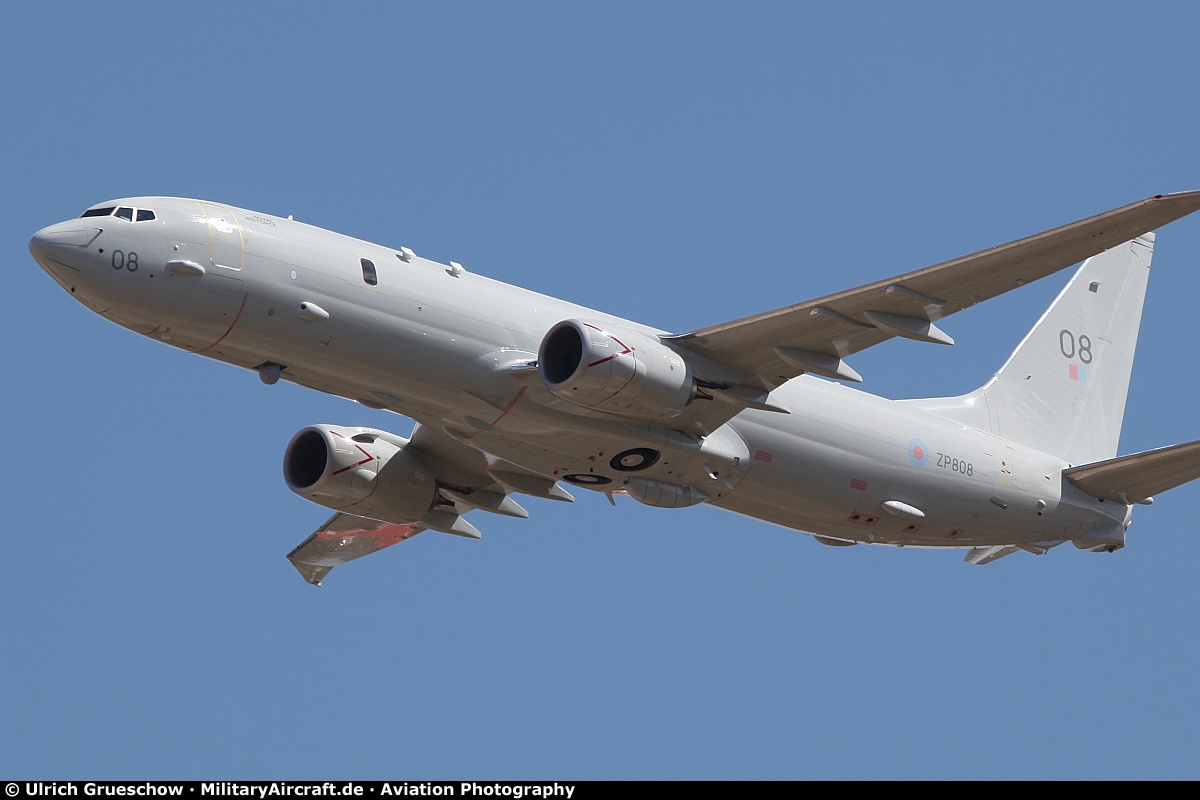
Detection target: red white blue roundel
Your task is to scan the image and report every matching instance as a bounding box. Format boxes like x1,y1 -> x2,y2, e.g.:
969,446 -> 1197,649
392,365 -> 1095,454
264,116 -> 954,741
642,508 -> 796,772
909,439 -> 929,466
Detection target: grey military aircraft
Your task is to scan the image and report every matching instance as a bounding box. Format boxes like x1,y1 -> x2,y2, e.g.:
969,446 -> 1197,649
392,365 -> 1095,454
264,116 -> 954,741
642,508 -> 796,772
29,193 -> 1200,584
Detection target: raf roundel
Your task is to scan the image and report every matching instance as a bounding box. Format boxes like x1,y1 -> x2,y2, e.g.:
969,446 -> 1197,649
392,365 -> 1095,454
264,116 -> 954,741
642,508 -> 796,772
909,439 -> 930,467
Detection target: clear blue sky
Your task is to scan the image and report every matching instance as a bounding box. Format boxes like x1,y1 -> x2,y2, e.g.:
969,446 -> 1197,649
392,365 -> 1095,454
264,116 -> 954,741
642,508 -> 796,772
5,1 -> 1200,780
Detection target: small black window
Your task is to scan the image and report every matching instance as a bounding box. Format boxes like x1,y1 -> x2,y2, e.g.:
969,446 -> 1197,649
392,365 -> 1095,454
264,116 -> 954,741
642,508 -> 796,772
115,207 -> 134,221
136,209 -> 156,222
361,258 -> 378,286
81,207 -> 115,218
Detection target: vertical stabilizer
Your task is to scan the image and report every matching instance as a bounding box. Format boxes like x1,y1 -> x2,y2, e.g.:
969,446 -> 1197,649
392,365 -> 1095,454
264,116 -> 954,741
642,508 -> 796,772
911,236 -> 1153,464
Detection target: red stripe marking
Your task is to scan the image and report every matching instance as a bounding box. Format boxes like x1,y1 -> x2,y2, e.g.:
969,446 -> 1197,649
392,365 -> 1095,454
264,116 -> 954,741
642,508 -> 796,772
754,450 -> 773,463
488,385 -> 527,426
572,326 -> 637,409
196,291 -> 249,354
589,352 -> 625,367
850,478 -> 868,490
582,323 -> 633,367
332,443 -> 375,475
588,337 -> 632,367
467,386 -> 528,438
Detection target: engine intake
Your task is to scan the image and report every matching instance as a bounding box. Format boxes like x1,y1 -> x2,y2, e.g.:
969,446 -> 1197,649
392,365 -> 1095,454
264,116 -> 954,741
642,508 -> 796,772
283,425 -> 437,524
537,319 -> 693,420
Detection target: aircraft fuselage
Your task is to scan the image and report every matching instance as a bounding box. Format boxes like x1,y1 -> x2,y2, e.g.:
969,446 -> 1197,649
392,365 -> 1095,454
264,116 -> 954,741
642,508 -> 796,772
30,197 -> 1127,555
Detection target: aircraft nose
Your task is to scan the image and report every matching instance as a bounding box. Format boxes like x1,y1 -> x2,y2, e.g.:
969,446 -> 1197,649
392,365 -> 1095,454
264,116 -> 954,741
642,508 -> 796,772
29,222 -> 99,272
29,227 -> 54,266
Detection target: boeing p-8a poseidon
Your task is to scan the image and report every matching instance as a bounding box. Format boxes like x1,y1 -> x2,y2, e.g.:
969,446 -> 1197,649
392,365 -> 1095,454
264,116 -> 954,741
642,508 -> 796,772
29,193 -> 1200,584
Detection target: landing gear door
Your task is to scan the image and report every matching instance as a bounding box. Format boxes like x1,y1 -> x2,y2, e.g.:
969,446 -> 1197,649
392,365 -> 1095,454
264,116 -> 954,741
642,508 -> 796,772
194,202 -> 244,271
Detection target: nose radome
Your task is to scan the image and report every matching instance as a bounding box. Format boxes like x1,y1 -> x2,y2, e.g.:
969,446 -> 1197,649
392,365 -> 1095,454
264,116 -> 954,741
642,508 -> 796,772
30,222 -> 99,271
29,226 -> 52,263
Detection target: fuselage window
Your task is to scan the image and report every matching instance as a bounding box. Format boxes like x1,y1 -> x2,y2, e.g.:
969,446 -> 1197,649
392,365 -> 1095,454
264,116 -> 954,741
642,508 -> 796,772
361,258 -> 378,286
136,209 -> 156,222
81,207 -> 115,218
115,207 -> 134,221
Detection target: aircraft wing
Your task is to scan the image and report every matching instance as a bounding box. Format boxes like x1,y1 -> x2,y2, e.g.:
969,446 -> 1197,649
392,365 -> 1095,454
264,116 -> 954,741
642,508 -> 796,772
1064,439 -> 1200,504
287,422 -> 574,585
667,192 -> 1200,393
287,513 -> 425,586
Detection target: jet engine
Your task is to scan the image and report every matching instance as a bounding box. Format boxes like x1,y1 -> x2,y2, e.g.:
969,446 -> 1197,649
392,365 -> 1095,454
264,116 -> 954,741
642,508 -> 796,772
283,425 -> 437,523
537,319 -> 693,420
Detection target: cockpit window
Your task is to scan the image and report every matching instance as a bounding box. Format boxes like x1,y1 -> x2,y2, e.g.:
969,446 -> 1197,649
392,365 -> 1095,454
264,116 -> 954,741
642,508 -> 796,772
79,205 -> 157,222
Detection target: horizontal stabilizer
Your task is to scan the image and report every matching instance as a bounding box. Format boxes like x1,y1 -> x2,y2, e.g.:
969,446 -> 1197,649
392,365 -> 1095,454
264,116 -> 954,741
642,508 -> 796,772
1064,439 -> 1200,504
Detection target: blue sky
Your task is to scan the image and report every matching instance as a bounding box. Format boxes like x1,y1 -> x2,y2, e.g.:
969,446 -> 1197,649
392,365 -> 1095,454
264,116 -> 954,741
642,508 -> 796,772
5,1 -> 1200,780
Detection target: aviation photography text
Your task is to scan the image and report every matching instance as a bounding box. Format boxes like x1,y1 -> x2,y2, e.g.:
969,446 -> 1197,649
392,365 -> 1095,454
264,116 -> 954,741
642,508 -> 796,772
12,784 -> 577,800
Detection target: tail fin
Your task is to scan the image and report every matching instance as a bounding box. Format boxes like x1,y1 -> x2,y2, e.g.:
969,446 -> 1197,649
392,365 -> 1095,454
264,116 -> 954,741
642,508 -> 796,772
909,235 -> 1154,464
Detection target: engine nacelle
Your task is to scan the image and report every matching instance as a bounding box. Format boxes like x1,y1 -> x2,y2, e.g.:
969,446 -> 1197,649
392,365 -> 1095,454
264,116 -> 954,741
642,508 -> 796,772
537,319 -> 693,420
283,425 -> 437,523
